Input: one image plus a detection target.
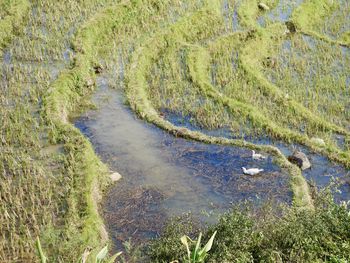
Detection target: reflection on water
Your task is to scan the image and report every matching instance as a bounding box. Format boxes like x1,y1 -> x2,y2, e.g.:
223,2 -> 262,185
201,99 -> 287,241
163,107 -> 350,202
257,0 -> 304,26
74,76 -> 292,250
222,0 -> 244,32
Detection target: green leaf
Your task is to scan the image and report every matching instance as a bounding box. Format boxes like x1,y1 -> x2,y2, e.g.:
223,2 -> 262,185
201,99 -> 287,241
200,231 -> 217,254
106,251 -> 123,263
181,235 -> 191,261
96,245 -> 108,262
36,237 -> 47,263
192,233 -> 202,262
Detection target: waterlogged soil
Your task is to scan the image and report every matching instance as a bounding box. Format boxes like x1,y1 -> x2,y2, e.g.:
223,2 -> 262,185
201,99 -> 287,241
68,0 -> 349,255
322,0 -> 350,41
258,0 -> 304,26
74,76 -> 292,250
222,0 -> 244,32
264,34 -> 350,131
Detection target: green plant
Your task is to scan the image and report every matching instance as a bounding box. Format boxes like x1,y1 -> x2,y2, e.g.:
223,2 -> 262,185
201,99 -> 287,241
93,246 -> 122,263
151,190 -> 350,262
180,231 -> 217,263
36,238 -> 122,263
36,237 -> 47,263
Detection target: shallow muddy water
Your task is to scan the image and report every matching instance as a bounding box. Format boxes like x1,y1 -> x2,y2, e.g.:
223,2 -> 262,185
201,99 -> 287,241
322,0 -> 350,41
72,2 -> 350,250
74,76 -> 292,249
222,0 -> 244,32
257,0 -> 304,26
163,110 -> 350,203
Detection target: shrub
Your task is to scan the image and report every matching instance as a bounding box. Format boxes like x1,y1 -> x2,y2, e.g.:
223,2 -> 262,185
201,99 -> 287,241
150,190 -> 350,262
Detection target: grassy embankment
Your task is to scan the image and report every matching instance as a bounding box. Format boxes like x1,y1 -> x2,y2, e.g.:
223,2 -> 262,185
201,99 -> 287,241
103,0 -> 349,261
40,0 -> 349,260
292,0 -> 350,46
147,2 -> 350,261
0,0 -> 205,261
1,0 -> 349,261
145,0 -> 350,168
125,0 -> 312,208
240,27 -> 350,167
42,0 -> 206,261
125,0 -> 349,209
236,0 -> 350,146
0,0 -> 122,261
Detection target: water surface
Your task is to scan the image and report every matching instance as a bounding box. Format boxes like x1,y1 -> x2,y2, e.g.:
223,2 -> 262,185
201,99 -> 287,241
75,76 -> 292,249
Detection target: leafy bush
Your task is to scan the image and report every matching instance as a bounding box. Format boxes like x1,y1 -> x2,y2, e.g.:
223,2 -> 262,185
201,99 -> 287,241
149,214 -> 200,262
150,190 -> 350,262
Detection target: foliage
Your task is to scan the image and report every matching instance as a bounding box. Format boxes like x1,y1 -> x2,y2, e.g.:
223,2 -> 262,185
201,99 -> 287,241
1,0 -> 350,261
36,238 -> 122,263
150,191 -> 350,262
180,231 -> 217,263
148,215 -> 200,262
0,0 -> 30,54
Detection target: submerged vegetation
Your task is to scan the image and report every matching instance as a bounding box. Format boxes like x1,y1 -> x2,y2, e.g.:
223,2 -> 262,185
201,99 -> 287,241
0,0 -> 349,262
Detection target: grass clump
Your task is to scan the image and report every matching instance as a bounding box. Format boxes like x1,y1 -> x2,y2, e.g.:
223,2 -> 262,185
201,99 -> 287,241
292,0 -> 338,31
0,0 -> 30,55
150,191 -> 350,262
0,0 -> 30,54
321,0 -> 350,45
238,0 -> 278,29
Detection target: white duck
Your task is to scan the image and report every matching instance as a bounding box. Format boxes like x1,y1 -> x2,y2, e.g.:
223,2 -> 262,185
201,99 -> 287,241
252,150 -> 266,160
242,167 -> 264,176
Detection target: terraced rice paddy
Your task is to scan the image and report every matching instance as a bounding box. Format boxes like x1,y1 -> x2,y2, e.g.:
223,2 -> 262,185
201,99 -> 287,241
75,75 -> 293,251
1,0 -> 349,261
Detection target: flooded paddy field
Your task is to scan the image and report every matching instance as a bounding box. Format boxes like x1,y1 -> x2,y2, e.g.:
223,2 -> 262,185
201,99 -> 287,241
1,0 -> 350,261
164,110 -> 350,201
75,77 -> 293,250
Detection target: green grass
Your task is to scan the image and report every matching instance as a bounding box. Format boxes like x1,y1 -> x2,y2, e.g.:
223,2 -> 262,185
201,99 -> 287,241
238,0 -> 278,29
0,0 -> 30,55
1,0 -> 121,260
41,0 -> 201,261
1,0 -> 207,260
124,1 -> 313,208
292,0 -> 350,46
150,191 -> 350,262
1,0 -> 350,261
